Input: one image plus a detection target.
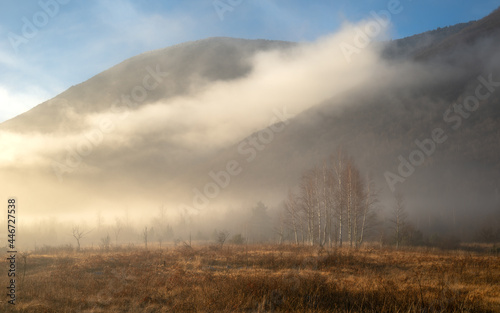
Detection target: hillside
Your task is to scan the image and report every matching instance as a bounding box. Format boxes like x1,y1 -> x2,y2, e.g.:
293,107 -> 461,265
175,8 -> 500,238
0,38 -> 294,133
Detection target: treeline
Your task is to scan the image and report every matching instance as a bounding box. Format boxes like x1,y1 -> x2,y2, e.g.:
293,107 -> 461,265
276,150 -> 500,250
278,151 -> 378,247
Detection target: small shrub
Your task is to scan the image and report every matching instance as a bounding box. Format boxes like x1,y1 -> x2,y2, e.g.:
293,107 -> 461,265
100,234 -> 111,252
230,234 -> 245,245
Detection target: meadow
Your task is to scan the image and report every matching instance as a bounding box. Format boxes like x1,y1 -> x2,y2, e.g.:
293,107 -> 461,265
2,243 -> 499,312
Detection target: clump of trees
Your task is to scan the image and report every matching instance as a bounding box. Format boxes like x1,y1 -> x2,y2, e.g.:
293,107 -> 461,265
213,229 -> 230,249
281,151 -> 378,247
248,201 -> 273,242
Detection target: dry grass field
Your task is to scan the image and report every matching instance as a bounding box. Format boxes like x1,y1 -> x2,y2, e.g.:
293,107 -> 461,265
2,244 -> 499,312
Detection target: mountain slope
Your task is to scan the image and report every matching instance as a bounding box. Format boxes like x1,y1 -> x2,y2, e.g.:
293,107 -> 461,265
178,9 -> 500,237
414,7 -> 500,60
0,37 -> 294,133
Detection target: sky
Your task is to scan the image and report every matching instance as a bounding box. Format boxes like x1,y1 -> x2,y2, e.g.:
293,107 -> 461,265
0,0 -> 499,123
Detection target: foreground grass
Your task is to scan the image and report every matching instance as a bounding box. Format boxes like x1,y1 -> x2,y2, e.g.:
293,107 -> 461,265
1,244 -> 499,312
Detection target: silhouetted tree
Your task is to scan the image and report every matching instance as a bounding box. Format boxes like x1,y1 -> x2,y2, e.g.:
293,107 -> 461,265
113,218 -> 122,246
249,202 -> 272,242
143,227 -> 149,249
215,230 -> 230,249
391,192 -> 407,249
72,225 -> 92,251
283,189 -> 302,244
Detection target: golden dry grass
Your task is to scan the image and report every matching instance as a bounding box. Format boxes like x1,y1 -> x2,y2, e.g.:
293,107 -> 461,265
1,244 -> 499,312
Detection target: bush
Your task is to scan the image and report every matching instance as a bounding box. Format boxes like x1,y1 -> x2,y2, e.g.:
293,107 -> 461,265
476,226 -> 499,243
100,234 -> 111,252
230,234 -> 245,245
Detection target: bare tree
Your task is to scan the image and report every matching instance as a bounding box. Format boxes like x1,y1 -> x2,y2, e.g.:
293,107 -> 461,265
358,175 -> 379,247
300,169 -> 319,245
215,230 -> 230,249
72,226 -> 92,251
281,150 -> 378,248
349,162 -> 367,248
320,161 -> 335,247
96,210 -> 103,231
274,211 -> 286,245
248,202 -> 272,243
332,156 -> 367,248
331,151 -> 347,247
113,218 -> 123,246
143,226 -> 149,249
391,192 -> 407,249
20,251 -> 30,283
283,189 -> 301,244
153,205 -> 170,247
100,233 -> 111,252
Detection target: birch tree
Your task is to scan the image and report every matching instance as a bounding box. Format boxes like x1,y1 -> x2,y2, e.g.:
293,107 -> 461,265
282,150 -> 378,248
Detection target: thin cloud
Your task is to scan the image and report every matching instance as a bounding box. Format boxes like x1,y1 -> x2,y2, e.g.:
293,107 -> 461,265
0,85 -> 51,122
91,0 -> 195,49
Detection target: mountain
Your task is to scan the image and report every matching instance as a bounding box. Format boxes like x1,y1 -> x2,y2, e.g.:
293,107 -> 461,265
213,9 -> 500,235
0,37 -> 294,133
1,8 -> 500,239
176,8 -> 500,237
382,21 -> 474,59
414,7 -> 500,60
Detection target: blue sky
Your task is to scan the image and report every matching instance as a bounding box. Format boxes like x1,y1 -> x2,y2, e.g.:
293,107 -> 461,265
0,0 -> 499,122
